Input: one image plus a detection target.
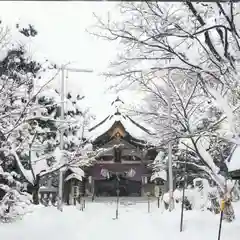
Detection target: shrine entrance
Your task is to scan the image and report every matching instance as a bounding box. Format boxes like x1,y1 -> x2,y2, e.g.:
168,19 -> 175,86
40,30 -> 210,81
94,177 -> 141,197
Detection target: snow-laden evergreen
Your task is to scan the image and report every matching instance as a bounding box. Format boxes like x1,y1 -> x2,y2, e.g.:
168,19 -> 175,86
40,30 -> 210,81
0,20 -> 97,219
0,23 -> 42,221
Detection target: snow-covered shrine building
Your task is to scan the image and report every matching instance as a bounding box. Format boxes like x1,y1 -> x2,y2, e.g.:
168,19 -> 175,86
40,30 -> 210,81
81,97 -> 158,197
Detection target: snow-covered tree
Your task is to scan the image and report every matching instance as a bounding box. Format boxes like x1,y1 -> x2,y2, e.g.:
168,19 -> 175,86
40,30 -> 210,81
0,21 -> 47,220
0,165 -> 32,222
18,89 -> 96,204
92,1 -> 240,221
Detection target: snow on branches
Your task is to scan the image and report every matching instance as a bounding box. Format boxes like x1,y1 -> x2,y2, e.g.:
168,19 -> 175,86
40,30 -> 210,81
92,1 -> 240,220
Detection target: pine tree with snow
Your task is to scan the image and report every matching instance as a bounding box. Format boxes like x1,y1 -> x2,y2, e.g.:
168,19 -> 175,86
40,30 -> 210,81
15,88 -> 60,204
0,21 -> 41,220
24,89 -> 96,203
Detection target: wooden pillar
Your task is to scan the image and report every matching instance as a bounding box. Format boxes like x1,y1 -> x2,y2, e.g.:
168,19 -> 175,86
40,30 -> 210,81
74,179 -> 77,206
141,176 -> 148,196
141,186 -> 144,196
85,176 -> 94,196
47,178 -> 52,188
70,179 -> 74,205
79,178 -> 85,196
92,178 -> 95,195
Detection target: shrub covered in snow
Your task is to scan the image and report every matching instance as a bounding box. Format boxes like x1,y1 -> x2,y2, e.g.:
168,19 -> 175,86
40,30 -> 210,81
162,178 -> 223,214
0,166 -> 32,222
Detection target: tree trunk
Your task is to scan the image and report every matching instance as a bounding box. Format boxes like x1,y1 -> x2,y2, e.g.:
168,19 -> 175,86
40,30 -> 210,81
231,181 -> 240,201
208,193 -> 220,214
223,199 -> 235,222
218,185 -> 235,222
32,174 -> 40,205
32,187 -> 40,205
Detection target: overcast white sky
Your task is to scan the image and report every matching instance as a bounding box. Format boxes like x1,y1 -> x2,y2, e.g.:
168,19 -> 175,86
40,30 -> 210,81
0,1 -> 140,121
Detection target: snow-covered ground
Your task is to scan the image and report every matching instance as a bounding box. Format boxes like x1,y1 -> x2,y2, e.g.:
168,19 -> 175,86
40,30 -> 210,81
1,199 -> 240,240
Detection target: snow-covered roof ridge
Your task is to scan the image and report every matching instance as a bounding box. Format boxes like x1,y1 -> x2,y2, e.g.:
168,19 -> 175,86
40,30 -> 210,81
126,115 -> 153,135
111,96 -> 124,106
87,97 -> 155,142
89,115 -> 110,132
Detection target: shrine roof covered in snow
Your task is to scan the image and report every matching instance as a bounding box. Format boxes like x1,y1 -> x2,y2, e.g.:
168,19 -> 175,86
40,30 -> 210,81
86,97 -> 156,148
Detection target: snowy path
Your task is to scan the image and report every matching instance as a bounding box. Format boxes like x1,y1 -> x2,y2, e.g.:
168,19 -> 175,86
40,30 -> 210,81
1,201 -> 240,240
